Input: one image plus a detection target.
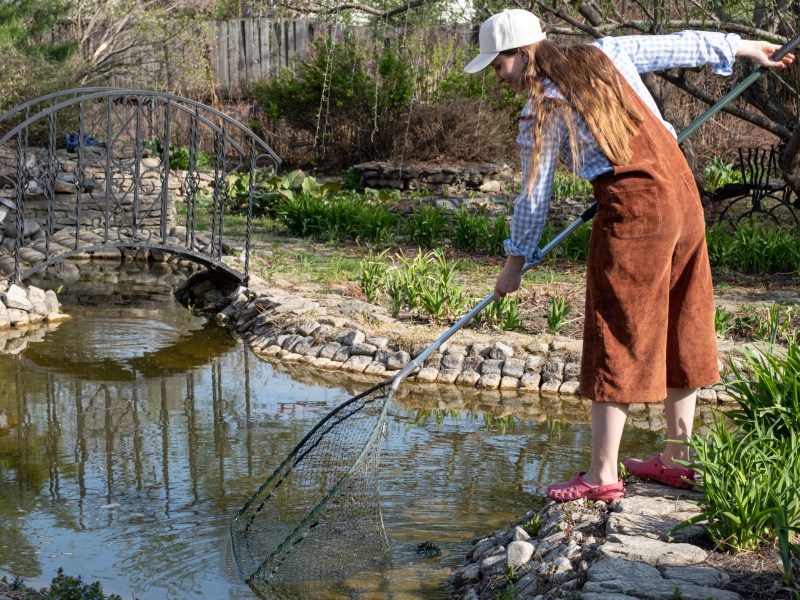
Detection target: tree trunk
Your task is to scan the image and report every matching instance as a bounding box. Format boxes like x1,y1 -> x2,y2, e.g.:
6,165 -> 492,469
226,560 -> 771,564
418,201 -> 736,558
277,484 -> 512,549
779,127 -> 800,196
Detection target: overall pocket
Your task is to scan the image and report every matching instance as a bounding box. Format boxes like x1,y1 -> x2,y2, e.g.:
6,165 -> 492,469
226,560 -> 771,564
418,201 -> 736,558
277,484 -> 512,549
603,185 -> 662,239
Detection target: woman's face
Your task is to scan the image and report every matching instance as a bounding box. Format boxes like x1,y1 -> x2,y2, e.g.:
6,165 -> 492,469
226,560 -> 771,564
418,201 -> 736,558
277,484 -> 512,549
491,50 -> 528,93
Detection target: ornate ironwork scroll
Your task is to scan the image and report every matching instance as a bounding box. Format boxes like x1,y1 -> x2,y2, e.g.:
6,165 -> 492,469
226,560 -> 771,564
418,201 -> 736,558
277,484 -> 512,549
0,89 -> 281,283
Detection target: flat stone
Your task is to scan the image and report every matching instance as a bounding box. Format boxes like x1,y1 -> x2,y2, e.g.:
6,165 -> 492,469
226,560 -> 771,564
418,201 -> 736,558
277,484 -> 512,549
458,562 -> 481,582
297,319 -> 320,336
506,540 -> 534,569
524,354 -> 545,371
500,376 -> 519,390
519,372 -> 541,390
606,511 -> 705,542
350,342 -> 377,356
438,368 -> 460,383
697,387 -> 717,403
386,350 -> 410,370
365,336 -> 388,349
336,330 -> 365,346
613,494 -> 703,516
539,380 -> 561,395
318,342 -> 342,359
445,344 -> 467,356
502,357 -> 525,378
550,336 -> 582,353
489,341 -> 514,359
479,553 -> 506,577
441,353 -> 464,370
467,537 -> 496,560
559,380 -> 580,395
476,373 -> 501,389
6,308 -> 29,325
331,348 -> 351,363
363,361 -> 386,376
456,370 -> 480,386
3,284 -> 32,311
480,359 -> 502,375
564,362 -> 581,380
281,334 -> 304,351
342,355 -> 372,372
662,565 -> 731,588
313,357 -> 333,368
587,557 -> 660,582
583,576 -> 740,599
292,337 -> 317,355
598,534 -> 707,567
415,367 -> 439,382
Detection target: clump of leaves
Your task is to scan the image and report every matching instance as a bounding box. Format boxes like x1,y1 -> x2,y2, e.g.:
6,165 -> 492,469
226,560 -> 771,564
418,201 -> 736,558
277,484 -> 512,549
546,295 -> 572,334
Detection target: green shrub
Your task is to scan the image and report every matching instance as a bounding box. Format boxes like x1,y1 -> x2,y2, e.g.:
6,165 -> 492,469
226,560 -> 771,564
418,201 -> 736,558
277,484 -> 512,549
706,222 -> 800,273
538,221 -> 592,263
681,341 -> 800,583
552,171 -> 592,198
403,204 -> 448,248
725,342 -> 800,436
373,249 -> 468,321
546,295 -> 572,334
684,416 -> 799,553
714,305 -> 734,337
143,138 -> 212,170
481,296 -> 525,331
451,206 -> 508,256
704,155 -> 743,192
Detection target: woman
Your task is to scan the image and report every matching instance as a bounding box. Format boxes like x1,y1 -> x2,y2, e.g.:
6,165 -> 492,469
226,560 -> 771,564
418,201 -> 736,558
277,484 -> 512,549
464,9 -> 794,502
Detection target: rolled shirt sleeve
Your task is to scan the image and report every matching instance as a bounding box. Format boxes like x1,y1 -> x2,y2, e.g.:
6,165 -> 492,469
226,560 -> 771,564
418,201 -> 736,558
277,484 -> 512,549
504,99 -> 565,263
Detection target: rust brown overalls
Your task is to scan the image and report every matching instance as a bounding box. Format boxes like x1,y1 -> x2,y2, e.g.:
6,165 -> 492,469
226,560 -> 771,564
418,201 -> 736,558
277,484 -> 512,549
580,70 -> 720,403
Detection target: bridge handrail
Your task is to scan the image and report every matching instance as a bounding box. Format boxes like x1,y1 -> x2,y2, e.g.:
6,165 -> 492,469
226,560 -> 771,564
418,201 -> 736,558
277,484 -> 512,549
0,87 -> 127,124
0,88 -> 282,166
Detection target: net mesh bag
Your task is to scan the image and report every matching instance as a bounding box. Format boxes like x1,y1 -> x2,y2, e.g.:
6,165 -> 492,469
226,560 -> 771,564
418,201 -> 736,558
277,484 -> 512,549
230,380 -> 394,585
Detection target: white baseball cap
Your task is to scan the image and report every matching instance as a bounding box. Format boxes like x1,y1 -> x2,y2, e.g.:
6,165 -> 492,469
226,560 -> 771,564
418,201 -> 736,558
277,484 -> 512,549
464,9 -> 547,73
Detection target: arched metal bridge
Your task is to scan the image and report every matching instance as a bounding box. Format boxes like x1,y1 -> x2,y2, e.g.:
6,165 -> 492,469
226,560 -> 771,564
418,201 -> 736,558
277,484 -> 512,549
0,88 -> 281,284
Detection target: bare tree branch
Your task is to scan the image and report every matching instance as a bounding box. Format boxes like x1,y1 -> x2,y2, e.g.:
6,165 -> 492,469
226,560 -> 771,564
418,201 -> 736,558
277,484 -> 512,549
657,70 -> 793,138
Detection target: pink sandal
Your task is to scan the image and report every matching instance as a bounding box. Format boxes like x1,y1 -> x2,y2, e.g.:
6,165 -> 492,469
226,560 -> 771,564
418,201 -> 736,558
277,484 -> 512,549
546,472 -> 625,503
623,453 -> 696,489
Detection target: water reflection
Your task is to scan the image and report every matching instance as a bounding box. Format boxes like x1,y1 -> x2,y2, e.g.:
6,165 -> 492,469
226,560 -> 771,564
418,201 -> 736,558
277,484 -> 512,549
0,267 -> 679,599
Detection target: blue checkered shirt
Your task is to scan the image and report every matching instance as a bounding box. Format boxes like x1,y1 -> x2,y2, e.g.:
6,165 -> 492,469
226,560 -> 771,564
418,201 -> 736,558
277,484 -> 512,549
506,31 -> 741,262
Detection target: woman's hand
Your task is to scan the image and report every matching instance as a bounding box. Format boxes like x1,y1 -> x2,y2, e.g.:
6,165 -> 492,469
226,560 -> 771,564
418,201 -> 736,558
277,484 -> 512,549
494,255 -> 526,301
737,40 -> 795,68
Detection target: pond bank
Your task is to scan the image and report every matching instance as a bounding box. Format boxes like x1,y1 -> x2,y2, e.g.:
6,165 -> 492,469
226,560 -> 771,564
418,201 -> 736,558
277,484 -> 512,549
191,271 -> 755,408
450,482 -> 769,600
192,270 -> 790,599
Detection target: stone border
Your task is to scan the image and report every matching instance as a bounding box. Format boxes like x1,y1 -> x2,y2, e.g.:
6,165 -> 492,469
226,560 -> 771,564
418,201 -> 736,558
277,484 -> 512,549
451,482 -> 743,600
195,274 -> 749,405
0,281 -> 70,330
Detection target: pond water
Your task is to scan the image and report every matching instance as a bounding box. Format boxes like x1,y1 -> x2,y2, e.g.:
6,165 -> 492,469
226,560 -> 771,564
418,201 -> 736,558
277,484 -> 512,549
0,265 -> 668,599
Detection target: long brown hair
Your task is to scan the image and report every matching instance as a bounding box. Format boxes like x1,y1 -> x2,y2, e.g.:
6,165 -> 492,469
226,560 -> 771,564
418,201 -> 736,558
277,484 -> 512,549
517,40 -> 644,191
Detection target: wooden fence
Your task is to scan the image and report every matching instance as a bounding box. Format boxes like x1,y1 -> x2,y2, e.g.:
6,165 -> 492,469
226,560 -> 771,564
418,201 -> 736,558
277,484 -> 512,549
48,18 -> 468,95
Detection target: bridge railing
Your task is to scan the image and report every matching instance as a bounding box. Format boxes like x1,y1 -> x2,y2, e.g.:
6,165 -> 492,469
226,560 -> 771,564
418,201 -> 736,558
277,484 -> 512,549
0,89 -> 282,283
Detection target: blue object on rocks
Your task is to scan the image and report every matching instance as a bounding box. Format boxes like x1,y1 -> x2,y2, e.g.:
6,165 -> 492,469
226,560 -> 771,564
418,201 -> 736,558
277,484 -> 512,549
65,133 -> 105,153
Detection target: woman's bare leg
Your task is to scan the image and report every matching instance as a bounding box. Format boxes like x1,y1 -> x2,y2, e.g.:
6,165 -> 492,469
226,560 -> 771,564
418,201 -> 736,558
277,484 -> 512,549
661,387 -> 697,467
581,401 -> 629,487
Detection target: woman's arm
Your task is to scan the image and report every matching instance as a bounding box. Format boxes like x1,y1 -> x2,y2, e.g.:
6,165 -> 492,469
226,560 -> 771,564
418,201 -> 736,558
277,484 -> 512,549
736,40 -> 794,68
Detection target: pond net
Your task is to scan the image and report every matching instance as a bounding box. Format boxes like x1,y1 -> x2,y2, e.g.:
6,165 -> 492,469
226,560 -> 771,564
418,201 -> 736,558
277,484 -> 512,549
230,379 -> 393,585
